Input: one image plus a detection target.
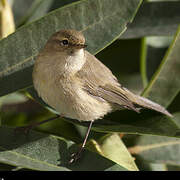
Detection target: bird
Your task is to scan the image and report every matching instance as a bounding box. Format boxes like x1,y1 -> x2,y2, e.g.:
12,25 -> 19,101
32,29 -> 172,162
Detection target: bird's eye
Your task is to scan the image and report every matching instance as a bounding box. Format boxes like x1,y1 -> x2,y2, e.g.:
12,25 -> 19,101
61,39 -> 69,46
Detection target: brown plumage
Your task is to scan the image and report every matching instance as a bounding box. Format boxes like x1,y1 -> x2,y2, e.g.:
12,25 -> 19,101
33,29 -> 172,123
76,50 -> 172,117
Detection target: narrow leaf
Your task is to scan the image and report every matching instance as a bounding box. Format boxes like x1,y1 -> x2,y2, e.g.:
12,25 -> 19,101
128,134 -> 180,165
121,1 -> 180,39
142,26 -> 180,108
89,133 -> 139,171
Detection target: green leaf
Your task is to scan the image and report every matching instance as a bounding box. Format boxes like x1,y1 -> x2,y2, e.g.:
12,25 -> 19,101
140,36 -> 173,88
142,26 -> 180,108
17,0 -> 54,27
0,126 -> 127,171
167,164 -> 180,171
128,133 -> 180,165
140,38 -> 148,87
121,1 -> 180,39
49,0 -> 81,11
0,162 -> 16,171
0,0 -> 143,97
0,92 -> 28,106
70,112 -> 180,138
12,0 -> 34,25
88,133 -> 139,171
12,0 -> 54,26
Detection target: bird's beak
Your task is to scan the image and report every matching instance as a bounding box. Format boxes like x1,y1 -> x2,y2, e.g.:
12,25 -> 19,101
73,44 -> 87,49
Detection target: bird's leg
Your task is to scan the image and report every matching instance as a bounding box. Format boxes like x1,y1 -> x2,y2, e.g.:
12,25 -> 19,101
69,120 -> 94,164
14,114 -> 60,134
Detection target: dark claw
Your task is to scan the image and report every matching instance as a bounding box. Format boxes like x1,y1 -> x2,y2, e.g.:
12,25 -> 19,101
69,150 -> 83,164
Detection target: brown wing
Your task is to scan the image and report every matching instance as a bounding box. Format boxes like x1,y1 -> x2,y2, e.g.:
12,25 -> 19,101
75,50 -> 140,112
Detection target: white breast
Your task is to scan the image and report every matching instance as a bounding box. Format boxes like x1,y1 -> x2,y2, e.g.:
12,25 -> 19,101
65,49 -> 85,74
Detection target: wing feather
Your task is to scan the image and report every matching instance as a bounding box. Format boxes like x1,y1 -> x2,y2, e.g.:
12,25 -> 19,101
76,51 -> 139,112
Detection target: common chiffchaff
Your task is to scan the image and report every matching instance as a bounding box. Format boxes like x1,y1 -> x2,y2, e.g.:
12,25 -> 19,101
32,29 -> 172,162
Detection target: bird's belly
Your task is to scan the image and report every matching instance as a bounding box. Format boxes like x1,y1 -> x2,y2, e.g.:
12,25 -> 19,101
34,79 -> 112,121
66,88 -> 113,121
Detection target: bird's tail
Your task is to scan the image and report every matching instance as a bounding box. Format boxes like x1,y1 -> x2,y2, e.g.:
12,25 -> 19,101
123,88 -> 173,117
134,95 -> 172,117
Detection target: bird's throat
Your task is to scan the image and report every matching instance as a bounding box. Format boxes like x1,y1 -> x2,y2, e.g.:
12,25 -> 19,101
64,48 -> 85,74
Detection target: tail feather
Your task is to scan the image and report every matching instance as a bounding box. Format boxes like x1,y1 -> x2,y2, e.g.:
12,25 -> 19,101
122,87 -> 173,117
134,95 -> 173,117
